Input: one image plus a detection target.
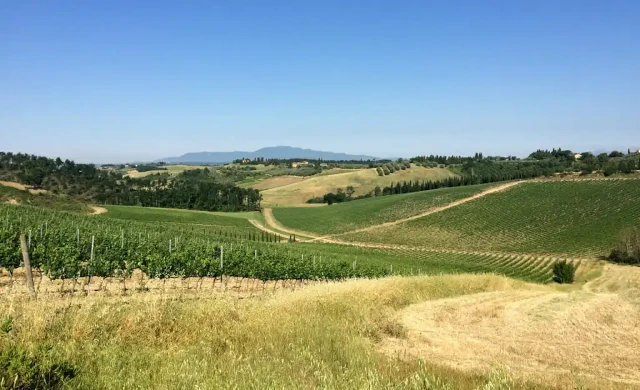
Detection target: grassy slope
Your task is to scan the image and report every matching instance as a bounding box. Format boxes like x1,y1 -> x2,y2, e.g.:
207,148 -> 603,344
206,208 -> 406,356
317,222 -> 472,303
272,184 -> 496,235
0,184 -> 91,213
102,205 -> 259,228
344,180 -> 640,256
262,165 -> 457,206
0,274 -> 547,389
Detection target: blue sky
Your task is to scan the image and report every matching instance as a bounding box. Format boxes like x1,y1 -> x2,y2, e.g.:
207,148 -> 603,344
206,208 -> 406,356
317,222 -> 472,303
1,1 -> 638,162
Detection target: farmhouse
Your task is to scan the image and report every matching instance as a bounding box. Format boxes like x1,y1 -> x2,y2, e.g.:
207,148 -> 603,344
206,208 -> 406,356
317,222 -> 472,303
574,153 -> 582,160
292,161 -> 310,168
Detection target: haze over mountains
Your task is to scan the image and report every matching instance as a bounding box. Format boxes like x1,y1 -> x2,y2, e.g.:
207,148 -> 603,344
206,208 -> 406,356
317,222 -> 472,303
159,146 -> 379,164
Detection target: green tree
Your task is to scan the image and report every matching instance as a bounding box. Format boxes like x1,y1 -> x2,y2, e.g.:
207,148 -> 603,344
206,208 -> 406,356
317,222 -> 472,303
603,162 -> 618,177
597,153 -> 609,164
345,186 -> 355,199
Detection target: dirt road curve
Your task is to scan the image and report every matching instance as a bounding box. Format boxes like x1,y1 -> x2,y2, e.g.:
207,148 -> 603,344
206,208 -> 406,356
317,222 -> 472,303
331,181 -> 523,237
261,207 -> 318,240
248,219 -> 287,239
90,206 -> 108,215
258,181 -> 524,245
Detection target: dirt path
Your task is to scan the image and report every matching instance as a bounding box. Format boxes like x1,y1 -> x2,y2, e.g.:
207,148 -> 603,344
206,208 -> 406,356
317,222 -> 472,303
90,206 -> 108,215
381,264 -> 640,386
261,208 -> 320,241
262,181 -> 524,244
0,180 -> 48,194
248,219 -> 288,240
332,181 -> 523,237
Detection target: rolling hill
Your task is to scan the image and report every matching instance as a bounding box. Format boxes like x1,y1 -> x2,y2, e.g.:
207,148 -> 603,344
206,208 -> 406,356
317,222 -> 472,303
341,179 -> 640,256
272,183 -> 496,235
261,165 -> 457,206
160,146 -> 378,164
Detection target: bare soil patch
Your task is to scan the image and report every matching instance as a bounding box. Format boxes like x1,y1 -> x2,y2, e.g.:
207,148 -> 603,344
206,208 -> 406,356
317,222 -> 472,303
0,180 -> 48,194
90,206 -> 108,215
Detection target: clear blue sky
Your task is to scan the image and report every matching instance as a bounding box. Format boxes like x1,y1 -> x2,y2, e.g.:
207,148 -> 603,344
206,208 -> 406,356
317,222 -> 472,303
2,1 -> 638,162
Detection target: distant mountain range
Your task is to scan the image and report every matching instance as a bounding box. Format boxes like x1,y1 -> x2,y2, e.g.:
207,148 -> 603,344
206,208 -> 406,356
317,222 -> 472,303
158,146 -> 379,164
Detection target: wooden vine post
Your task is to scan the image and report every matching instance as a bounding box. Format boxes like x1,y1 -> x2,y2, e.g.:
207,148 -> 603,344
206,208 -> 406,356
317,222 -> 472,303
19,234 -> 36,297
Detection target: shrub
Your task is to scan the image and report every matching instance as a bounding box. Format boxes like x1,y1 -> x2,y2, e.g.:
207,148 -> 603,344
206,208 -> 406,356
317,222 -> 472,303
382,167 -> 390,175
0,344 -> 77,389
607,228 -> 640,265
376,167 -> 384,177
603,162 -> 618,177
0,316 -> 12,334
552,260 -> 576,284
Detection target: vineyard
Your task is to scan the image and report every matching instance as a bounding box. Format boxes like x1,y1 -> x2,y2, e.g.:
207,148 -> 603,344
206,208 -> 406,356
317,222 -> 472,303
0,201 -> 565,290
297,243 -> 560,283
272,183 -> 496,235
0,204 -> 393,284
102,205 -> 260,227
343,180 -> 640,256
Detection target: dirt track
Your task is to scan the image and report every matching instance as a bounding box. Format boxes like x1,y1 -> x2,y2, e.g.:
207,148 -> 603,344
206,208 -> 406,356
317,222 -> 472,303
259,181 -> 524,245
90,206 -> 108,215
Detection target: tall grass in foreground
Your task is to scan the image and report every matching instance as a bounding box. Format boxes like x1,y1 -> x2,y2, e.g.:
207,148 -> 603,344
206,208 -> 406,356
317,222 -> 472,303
0,274 -> 564,389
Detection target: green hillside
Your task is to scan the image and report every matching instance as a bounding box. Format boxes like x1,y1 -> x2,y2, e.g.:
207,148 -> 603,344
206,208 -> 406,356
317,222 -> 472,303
343,180 -> 640,256
103,205 -> 259,229
272,184 -> 496,235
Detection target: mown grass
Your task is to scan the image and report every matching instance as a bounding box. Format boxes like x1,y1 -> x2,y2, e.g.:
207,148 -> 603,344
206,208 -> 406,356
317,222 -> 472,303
272,184 -> 496,235
0,274 -> 556,389
102,205 -> 259,228
344,180 -> 640,257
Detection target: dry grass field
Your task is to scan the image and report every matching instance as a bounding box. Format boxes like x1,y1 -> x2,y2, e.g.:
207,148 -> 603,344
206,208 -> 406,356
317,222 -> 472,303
250,175 -> 305,190
261,165 -> 457,206
2,264 -> 638,389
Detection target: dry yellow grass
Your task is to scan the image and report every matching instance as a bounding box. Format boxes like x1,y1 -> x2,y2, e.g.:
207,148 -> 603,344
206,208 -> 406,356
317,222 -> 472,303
0,273 -> 545,389
250,175 -> 305,190
261,165 -> 457,206
381,264 -> 640,388
2,267 -> 636,389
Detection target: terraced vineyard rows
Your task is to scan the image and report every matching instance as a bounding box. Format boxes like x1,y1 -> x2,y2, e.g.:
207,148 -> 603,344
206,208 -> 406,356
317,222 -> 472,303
272,183 -> 496,235
343,180 -> 640,257
295,244 -> 560,283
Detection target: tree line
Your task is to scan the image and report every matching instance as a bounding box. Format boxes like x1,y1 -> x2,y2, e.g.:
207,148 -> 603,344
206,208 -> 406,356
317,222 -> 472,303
0,152 -> 261,212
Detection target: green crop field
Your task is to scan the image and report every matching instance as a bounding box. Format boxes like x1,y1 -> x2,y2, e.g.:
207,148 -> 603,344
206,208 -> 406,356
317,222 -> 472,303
343,180 -> 640,257
103,205 -> 259,228
272,183 -> 496,235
